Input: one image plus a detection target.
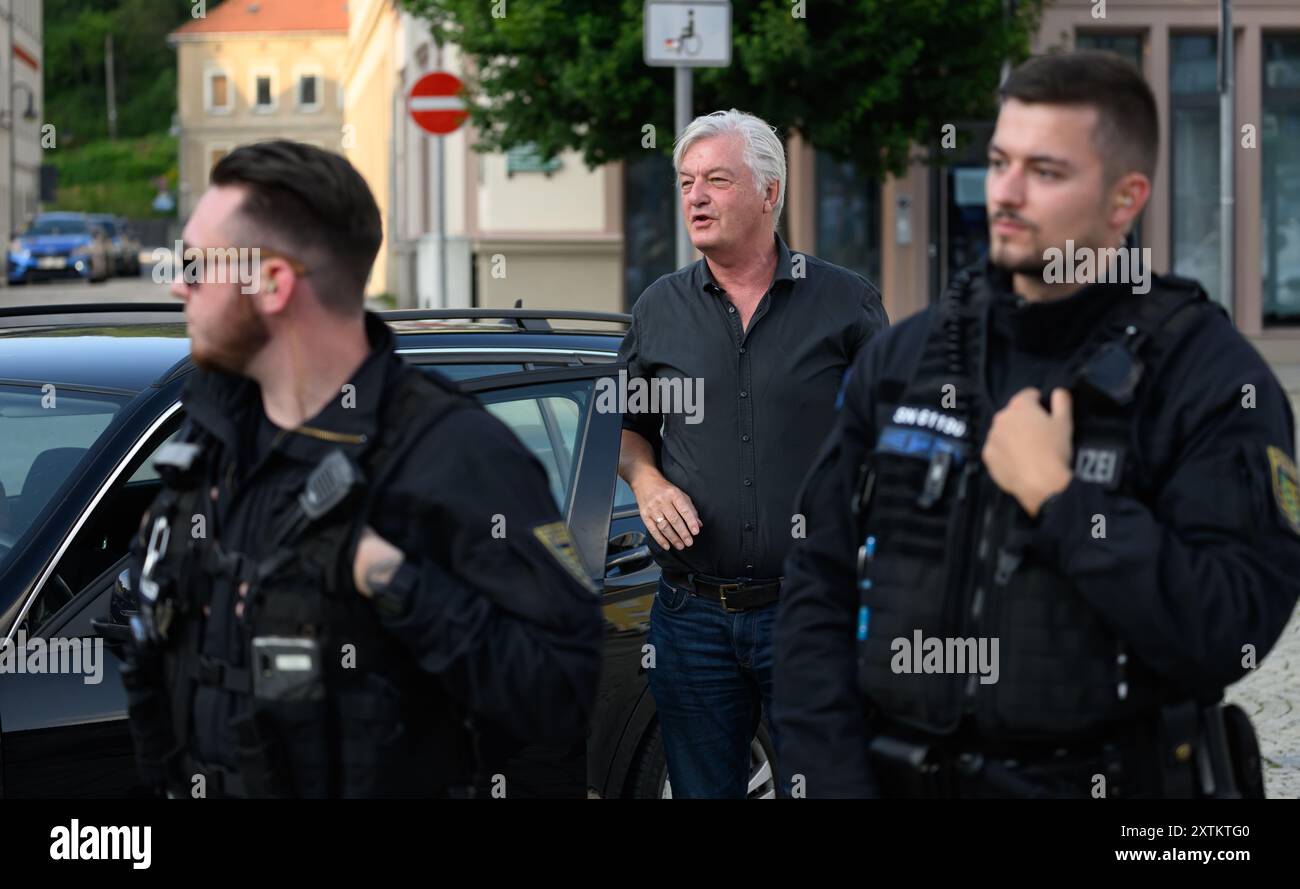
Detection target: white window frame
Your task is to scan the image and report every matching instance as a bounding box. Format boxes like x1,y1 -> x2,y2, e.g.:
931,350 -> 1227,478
250,65 -> 279,114
294,65 -> 323,113
204,66 -> 233,115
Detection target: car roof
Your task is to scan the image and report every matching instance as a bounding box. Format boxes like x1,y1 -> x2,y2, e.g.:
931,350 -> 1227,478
0,305 -> 627,394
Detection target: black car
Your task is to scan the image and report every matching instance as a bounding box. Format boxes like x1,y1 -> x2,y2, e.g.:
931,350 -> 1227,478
0,303 -> 777,799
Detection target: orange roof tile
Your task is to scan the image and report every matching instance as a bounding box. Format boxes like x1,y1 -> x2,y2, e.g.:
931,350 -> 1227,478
172,0 -> 348,37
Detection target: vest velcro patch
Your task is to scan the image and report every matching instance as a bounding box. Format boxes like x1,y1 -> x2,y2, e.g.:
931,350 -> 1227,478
532,521 -> 598,594
1267,446 -> 1300,538
878,426 -> 971,463
1074,443 -> 1125,490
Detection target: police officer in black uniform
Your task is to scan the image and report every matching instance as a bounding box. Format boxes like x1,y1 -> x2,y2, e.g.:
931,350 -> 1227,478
122,141 -> 603,798
774,52 -> 1300,798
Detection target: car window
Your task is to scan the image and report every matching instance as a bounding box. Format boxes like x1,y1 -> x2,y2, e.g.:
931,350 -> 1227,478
22,408 -> 182,635
473,380 -> 592,510
28,217 -> 88,235
0,385 -> 127,573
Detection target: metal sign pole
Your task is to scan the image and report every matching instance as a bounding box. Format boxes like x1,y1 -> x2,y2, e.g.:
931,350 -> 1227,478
645,1 -> 731,272
675,65 -> 693,270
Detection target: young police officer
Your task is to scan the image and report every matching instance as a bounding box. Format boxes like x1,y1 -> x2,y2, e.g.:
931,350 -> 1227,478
122,141 -> 602,798
775,52 -> 1300,798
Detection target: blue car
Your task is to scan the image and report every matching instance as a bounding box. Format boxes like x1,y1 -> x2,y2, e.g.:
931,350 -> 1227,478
8,213 -> 112,285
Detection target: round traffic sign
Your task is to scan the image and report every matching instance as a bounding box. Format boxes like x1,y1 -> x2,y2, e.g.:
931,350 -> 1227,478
408,71 -> 469,136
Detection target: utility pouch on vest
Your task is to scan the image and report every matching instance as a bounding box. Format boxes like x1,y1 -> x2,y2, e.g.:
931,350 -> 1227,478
1220,703 -> 1265,798
251,636 -> 324,702
1196,701 -> 1241,798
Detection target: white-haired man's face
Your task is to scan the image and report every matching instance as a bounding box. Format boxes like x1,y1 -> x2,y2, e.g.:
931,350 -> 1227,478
677,134 -> 776,257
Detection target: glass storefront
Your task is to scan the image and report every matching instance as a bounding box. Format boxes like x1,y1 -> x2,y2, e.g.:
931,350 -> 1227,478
1263,35 -> 1300,325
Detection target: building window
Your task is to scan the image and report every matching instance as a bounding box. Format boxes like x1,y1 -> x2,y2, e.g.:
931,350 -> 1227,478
1169,35 -> 1221,304
1074,32 -> 1144,71
296,68 -> 322,112
300,75 -> 317,108
251,67 -> 278,113
623,154 -> 677,309
815,151 -> 881,284
205,69 -> 231,114
1263,36 -> 1300,325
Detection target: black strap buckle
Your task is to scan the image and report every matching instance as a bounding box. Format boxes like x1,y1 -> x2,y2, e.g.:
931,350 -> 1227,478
196,655 -> 251,694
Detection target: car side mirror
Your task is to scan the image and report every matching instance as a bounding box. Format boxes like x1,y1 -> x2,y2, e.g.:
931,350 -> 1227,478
110,567 -> 138,624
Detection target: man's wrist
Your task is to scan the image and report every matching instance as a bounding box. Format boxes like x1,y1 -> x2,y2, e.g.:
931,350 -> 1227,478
625,461 -> 663,497
371,561 -> 419,620
1023,466 -> 1073,518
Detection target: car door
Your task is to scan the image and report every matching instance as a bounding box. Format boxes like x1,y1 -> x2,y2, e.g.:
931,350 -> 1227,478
449,364 -> 663,798
0,401 -> 183,798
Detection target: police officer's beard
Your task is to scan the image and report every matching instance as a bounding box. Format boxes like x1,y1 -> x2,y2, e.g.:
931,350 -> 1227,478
192,292 -> 271,374
990,246 -> 1050,277
988,212 -> 1049,276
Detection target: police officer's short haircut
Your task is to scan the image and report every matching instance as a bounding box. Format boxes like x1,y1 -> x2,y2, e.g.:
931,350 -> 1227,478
210,140 -> 382,317
998,50 -> 1159,186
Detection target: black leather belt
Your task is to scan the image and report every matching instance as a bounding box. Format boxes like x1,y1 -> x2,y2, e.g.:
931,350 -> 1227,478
663,571 -> 782,612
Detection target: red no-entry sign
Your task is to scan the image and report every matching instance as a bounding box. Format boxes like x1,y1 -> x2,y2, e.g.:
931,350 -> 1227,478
408,71 -> 469,135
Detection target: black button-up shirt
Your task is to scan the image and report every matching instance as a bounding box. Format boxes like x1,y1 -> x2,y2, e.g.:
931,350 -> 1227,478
619,232 -> 888,579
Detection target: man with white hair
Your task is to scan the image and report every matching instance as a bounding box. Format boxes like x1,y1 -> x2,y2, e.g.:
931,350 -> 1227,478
617,109 -> 888,798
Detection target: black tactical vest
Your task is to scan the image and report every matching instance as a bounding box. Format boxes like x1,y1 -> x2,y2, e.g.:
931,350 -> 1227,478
137,367 -> 476,797
855,265 -> 1214,743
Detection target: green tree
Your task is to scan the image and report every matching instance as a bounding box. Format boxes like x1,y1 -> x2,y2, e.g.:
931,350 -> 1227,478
44,0 -> 191,146
401,0 -> 1043,174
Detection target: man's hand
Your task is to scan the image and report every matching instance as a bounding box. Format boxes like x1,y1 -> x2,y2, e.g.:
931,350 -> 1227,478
982,387 -> 1074,518
632,475 -> 702,551
353,525 -> 405,596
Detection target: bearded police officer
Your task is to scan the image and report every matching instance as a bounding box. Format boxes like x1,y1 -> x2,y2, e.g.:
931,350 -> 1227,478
121,141 -> 602,798
774,52 -> 1300,798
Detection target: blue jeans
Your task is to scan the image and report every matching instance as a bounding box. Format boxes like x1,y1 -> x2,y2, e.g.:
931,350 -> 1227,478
646,575 -> 779,799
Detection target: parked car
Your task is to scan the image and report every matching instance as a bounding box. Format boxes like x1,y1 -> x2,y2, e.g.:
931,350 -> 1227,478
0,303 -> 777,799
8,213 -> 112,285
87,215 -> 143,277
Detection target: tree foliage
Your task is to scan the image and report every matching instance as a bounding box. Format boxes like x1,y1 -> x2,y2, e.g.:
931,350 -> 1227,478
402,0 -> 1043,174
44,0 -> 192,146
